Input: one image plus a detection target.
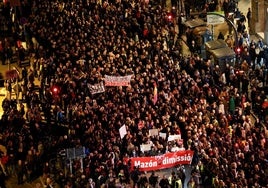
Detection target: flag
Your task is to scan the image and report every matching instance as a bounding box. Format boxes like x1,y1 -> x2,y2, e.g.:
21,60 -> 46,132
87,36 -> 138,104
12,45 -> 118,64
119,124 -> 127,139
153,83 -> 158,105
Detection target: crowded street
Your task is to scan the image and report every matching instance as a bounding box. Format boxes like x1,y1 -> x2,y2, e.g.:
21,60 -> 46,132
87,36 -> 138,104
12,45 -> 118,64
0,0 -> 268,188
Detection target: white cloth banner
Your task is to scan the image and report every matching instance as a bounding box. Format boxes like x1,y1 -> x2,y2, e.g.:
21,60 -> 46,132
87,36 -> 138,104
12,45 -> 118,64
149,129 -> 159,136
140,143 -> 152,152
104,75 -> 132,86
119,124 -> 127,139
168,135 -> 181,142
159,132 -> 167,139
88,82 -> 105,94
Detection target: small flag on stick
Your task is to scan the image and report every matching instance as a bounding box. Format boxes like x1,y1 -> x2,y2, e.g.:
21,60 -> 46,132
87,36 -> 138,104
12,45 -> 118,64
153,82 -> 158,105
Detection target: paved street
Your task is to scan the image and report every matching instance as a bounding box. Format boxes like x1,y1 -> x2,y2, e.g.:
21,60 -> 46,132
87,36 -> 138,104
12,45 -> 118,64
5,176 -> 50,188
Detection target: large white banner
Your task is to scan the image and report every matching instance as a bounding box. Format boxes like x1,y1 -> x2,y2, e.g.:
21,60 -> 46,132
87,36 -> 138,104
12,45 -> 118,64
88,82 -> 105,94
104,75 -> 132,86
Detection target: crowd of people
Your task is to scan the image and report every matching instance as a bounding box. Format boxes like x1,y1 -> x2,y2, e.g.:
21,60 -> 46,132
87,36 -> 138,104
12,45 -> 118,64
0,0 -> 268,188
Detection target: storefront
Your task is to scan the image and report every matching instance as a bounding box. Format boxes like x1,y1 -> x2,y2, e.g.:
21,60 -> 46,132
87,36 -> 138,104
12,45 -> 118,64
251,0 -> 268,43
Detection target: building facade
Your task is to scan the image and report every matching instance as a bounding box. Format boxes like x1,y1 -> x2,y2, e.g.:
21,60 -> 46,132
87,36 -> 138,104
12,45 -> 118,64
251,0 -> 268,43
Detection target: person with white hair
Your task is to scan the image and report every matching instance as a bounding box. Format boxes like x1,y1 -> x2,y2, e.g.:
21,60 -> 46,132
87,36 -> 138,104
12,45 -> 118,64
87,178 -> 96,188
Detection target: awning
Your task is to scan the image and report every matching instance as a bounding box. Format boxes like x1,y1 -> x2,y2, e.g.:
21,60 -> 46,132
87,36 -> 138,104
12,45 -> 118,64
184,18 -> 206,29
205,39 -> 227,50
209,47 -> 236,59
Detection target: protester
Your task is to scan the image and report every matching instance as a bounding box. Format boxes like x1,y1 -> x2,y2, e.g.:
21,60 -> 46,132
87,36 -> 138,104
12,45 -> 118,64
247,8 -> 251,26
